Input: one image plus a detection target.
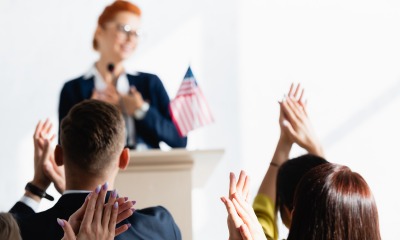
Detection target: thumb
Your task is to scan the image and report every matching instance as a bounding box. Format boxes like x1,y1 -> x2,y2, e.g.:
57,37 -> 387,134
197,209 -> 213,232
57,218 -> 76,240
282,120 -> 298,140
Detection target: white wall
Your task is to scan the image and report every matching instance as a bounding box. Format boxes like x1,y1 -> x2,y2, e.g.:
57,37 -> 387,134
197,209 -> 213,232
0,0 -> 398,239
238,0 -> 400,239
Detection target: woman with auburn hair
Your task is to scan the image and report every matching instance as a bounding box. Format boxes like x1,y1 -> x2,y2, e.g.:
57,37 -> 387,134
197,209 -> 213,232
287,163 -> 381,240
59,0 -> 187,149
222,164 -> 381,240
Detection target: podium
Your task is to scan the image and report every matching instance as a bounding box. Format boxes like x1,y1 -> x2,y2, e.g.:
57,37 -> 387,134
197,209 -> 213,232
114,149 -> 224,240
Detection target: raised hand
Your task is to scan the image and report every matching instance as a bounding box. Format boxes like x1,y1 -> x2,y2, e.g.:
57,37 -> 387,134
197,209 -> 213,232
280,84 -> 323,157
221,195 -> 245,240
279,83 -> 305,143
222,172 -> 266,240
229,171 -> 250,202
31,119 -> 57,191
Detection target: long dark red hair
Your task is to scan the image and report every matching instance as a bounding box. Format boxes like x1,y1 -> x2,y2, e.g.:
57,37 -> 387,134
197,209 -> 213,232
288,163 -> 381,240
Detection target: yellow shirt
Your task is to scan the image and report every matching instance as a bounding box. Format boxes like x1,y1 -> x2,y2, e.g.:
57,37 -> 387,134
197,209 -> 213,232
253,194 -> 278,240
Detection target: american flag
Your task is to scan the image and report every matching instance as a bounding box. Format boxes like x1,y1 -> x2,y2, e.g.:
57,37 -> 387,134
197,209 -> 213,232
169,67 -> 214,137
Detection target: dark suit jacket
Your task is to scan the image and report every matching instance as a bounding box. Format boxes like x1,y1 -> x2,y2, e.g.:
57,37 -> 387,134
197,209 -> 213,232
59,72 -> 187,148
10,193 -> 182,240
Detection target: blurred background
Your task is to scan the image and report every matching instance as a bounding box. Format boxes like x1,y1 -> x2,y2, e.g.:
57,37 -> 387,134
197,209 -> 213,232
1,0 -> 399,239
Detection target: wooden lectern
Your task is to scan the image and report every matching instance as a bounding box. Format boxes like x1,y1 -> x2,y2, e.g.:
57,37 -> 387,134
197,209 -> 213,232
114,149 -> 224,240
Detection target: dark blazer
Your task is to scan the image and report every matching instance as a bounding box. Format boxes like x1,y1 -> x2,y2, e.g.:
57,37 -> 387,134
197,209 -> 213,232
10,193 -> 182,240
59,72 -> 187,148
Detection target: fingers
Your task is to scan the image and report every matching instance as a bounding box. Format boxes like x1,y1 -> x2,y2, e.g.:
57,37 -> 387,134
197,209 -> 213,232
229,172 -> 237,199
236,170 -> 247,196
220,197 -> 243,228
72,195 -> 90,222
41,139 -> 51,161
43,159 -> 65,194
298,89 -> 305,104
231,196 -> 250,226
108,202 -> 118,233
287,83 -> 306,104
288,83 -> 294,96
239,224 -> 253,240
58,218 -> 76,240
101,189 -> 116,228
281,99 -> 298,125
81,185 -> 100,227
93,183 -> 108,224
242,175 -> 250,202
34,120 -> 44,141
40,119 -> 53,139
116,199 -> 135,224
117,198 -> 135,215
285,97 -> 303,119
232,191 -> 258,223
293,83 -> 301,98
115,224 -> 131,236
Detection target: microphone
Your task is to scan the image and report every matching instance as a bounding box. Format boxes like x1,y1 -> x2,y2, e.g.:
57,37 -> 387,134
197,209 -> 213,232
107,63 -> 115,73
107,63 -> 117,86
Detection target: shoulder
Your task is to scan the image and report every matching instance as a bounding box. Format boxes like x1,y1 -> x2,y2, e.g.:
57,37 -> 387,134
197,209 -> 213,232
126,206 -> 180,239
128,72 -> 163,85
16,207 -> 62,239
133,205 -> 174,220
62,75 -> 87,88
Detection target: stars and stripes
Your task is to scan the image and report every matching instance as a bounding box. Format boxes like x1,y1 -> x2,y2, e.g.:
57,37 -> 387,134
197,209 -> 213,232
169,67 -> 214,137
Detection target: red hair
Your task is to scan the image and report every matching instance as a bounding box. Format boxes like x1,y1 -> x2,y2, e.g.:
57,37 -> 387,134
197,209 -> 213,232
288,163 -> 381,240
93,0 -> 141,50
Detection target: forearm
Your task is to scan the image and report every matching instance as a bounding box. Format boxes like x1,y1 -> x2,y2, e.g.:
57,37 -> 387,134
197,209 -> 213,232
257,136 -> 292,202
304,137 -> 324,158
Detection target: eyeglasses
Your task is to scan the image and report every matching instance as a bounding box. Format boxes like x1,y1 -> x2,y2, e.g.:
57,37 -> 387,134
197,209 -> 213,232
115,24 -> 142,39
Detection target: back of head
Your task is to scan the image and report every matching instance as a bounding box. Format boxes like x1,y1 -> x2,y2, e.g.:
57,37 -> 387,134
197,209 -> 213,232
288,163 -> 381,240
60,100 -> 125,174
0,213 -> 21,240
276,154 -> 328,218
93,0 -> 142,50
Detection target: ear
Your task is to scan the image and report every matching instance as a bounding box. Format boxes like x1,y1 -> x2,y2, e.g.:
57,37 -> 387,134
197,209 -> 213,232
118,148 -> 130,170
95,26 -> 102,38
54,145 -> 64,166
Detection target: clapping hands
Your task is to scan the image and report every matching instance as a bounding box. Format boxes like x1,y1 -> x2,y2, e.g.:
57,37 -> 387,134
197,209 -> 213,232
32,119 -> 65,194
279,83 -> 324,157
59,183 -> 135,240
221,171 -> 266,240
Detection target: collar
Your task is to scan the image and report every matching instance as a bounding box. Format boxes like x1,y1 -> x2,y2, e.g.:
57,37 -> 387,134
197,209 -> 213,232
83,64 -> 140,79
83,64 -> 131,94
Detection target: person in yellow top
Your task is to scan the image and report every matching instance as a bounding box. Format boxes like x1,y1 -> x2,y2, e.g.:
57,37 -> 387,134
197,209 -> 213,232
252,84 -> 325,240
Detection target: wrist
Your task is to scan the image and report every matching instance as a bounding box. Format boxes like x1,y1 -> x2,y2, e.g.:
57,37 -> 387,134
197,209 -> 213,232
279,132 -> 293,145
273,138 -> 293,165
277,136 -> 293,151
31,178 -> 50,191
25,182 -> 54,201
306,143 -> 324,157
134,102 -> 149,120
24,190 -> 42,203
